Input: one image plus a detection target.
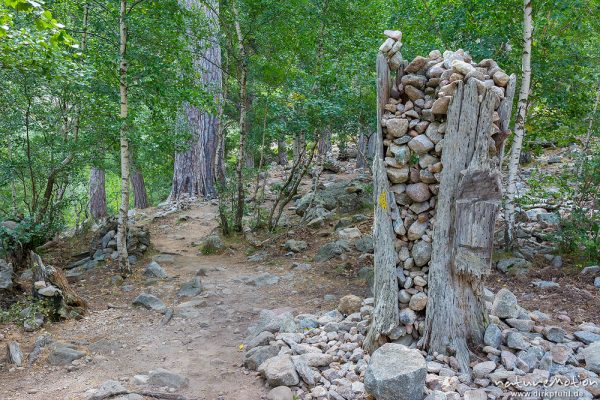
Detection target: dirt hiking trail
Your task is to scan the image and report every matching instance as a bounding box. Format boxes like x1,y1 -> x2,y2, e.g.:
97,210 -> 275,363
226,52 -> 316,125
0,201 -> 367,400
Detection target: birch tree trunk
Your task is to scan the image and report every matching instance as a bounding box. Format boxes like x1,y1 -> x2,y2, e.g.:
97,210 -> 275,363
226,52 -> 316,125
504,0 -> 533,249
117,0 -> 131,275
422,80 -> 507,372
89,167 -> 107,220
131,166 -> 148,209
277,137 -> 288,166
364,52 -> 398,353
170,0 -> 222,201
233,0 -> 248,233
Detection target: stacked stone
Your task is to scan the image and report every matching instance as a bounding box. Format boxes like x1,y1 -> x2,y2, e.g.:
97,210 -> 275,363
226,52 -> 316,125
378,30 -> 512,346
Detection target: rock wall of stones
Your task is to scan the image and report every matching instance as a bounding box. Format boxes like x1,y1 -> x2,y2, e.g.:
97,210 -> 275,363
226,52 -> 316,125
377,30 -> 513,345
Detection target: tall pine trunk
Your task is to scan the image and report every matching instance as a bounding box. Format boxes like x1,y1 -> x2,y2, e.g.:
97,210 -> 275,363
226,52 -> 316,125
117,0 -> 131,275
504,0 -> 533,249
170,0 -> 222,201
277,137 -> 287,166
89,167 -> 107,220
131,166 -> 148,209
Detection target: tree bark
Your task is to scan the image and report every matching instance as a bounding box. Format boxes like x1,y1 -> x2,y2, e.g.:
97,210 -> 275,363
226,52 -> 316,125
131,166 -> 148,209
356,128 -> 374,169
364,52 -> 398,354
504,0 -> 533,249
89,167 -> 107,220
170,0 -> 223,201
292,132 -> 305,164
233,0 -> 248,233
277,137 -> 287,166
317,130 -> 332,158
422,80 -> 507,372
117,0 -> 131,275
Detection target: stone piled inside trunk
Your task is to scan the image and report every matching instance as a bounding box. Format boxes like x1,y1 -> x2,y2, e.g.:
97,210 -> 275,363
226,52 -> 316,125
378,30 -> 511,347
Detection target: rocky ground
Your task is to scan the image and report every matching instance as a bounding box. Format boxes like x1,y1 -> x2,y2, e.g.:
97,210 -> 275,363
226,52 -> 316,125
0,152 -> 598,400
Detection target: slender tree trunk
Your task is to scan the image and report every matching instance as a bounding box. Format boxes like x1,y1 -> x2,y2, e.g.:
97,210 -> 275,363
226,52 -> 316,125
356,128 -> 374,169
504,0 -> 533,250
8,138 -> 18,215
233,0 -> 248,233
89,167 -> 107,220
131,166 -> 149,209
117,0 -> 131,275
364,52 -> 398,353
170,0 -> 222,202
318,130 -> 332,158
277,137 -> 287,166
293,132 -> 305,164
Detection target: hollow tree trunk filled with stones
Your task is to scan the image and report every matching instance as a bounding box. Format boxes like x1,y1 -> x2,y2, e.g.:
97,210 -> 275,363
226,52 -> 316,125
367,30 -> 516,367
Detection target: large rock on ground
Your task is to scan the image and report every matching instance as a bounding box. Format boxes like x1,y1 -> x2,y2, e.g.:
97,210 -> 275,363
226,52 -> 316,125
143,261 -> 168,279
132,293 -> 166,312
267,386 -> 294,400
258,354 -> 300,387
491,288 -> 519,319
583,342 -> 600,373
177,276 -> 203,297
244,345 -> 280,370
338,295 -> 362,315
0,259 -> 13,290
364,343 -> 426,400
314,240 -> 350,262
48,345 -> 85,366
148,368 -> 189,389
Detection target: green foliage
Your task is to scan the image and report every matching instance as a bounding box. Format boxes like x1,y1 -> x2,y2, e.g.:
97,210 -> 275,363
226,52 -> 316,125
557,151 -> 600,264
0,296 -> 53,324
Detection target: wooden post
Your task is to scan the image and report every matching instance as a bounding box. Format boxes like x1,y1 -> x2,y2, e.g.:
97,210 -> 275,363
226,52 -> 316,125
364,52 -> 399,353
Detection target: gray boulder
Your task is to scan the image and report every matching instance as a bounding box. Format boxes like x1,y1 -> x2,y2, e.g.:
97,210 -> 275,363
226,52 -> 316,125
48,345 -> 85,365
177,276 -> 203,297
574,331 -> 600,345
244,345 -> 279,371
583,342 -> 600,373
484,324 -> 502,348
132,293 -> 166,312
491,288 -> 519,319
258,354 -> 299,387
506,331 -> 529,350
239,272 -> 280,287
88,380 -> 126,400
7,341 -> 23,366
315,240 -> 350,262
245,331 -> 275,350
543,326 -> 566,343
148,368 -> 189,389
364,343 -> 426,400
144,261 -> 168,279
411,241 -> 432,267
354,235 -> 374,253
0,259 -> 13,290
267,386 -> 294,400
496,257 -> 532,274
283,240 -> 307,253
